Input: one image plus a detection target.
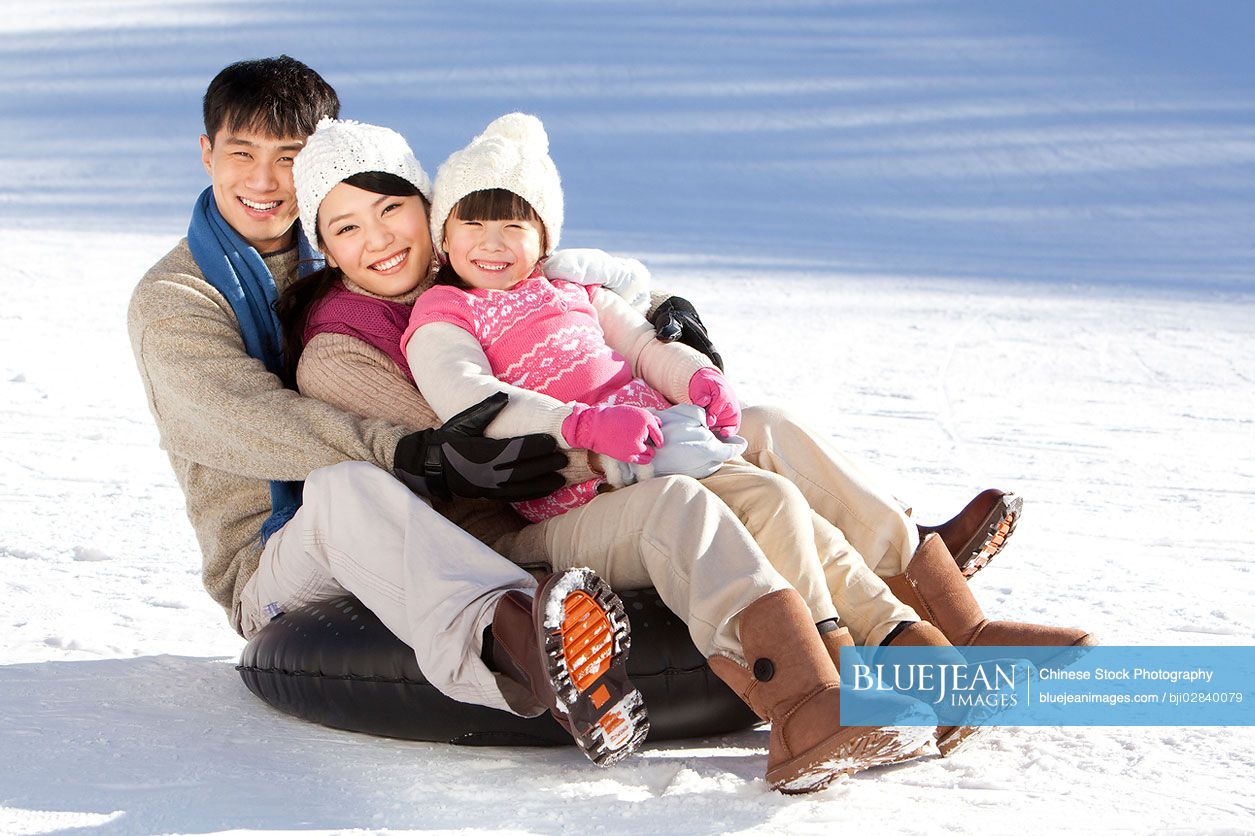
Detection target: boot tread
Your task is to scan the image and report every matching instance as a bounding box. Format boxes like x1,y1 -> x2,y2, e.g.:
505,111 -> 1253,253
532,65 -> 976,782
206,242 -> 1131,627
539,573 -> 649,767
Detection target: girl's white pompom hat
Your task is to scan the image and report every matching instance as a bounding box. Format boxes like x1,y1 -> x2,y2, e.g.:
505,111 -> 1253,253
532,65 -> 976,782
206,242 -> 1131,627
430,112 -> 564,254
294,117 -> 432,242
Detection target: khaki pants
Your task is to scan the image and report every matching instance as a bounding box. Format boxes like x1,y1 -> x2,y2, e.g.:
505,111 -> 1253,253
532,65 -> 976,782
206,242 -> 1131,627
239,461 -> 543,716
240,406 -> 922,712
508,474 -> 794,664
738,404 -> 921,577
510,462 -> 918,661
698,460 -> 917,646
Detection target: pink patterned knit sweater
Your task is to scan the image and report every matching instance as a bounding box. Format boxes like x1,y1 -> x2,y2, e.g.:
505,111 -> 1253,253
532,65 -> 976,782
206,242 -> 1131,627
403,276 -> 670,521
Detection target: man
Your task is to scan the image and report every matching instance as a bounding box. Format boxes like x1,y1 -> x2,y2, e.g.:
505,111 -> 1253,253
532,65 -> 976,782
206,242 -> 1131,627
129,54 -> 1084,772
128,56 -> 647,766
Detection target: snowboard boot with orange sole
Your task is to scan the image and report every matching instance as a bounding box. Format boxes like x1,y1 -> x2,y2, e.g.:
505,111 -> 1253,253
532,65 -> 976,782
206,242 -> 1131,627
491,568 -> 648,766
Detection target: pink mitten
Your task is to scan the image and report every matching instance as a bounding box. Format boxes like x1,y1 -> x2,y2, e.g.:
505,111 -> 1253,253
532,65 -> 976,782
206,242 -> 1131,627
561,403 -> 664,464
687,367 -> 741,437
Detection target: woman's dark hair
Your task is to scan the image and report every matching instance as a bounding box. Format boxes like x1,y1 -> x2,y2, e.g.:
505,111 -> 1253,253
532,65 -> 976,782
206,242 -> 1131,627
275,171 -> 427,387
203,55 -> 340,141
432,260 -> 472,289
434,188 -> 548,288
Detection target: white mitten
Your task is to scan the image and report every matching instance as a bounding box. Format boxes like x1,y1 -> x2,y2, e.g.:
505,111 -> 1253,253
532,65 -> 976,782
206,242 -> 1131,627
543,248 -> 652,313
605,404 -> 747,487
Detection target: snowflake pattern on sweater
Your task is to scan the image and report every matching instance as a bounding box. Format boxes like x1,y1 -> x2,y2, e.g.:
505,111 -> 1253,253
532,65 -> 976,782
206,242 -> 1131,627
406,276 -> 670,521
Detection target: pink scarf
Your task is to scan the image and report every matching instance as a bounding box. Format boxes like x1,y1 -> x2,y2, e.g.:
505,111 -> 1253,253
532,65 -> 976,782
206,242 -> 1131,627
304,282 -> 415,383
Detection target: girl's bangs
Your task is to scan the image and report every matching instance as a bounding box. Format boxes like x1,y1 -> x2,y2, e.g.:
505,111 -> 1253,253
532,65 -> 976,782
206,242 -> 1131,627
453,188 -> 540,222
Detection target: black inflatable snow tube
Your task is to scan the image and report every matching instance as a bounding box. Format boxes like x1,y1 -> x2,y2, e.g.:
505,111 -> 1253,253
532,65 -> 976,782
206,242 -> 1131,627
238,588 -> 759,746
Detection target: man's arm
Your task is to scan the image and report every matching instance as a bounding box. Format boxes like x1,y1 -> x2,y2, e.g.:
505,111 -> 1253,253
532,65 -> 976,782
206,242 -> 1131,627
648,295 -> 725,371
300,332 -> 442,433
129,277 -> 407,482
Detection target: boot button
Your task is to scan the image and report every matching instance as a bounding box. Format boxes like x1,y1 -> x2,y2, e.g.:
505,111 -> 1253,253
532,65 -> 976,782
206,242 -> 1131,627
752,658 -> 774,681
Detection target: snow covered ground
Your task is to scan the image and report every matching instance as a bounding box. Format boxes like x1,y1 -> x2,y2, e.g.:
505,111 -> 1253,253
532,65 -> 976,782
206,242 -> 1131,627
1,2 -> 1253,833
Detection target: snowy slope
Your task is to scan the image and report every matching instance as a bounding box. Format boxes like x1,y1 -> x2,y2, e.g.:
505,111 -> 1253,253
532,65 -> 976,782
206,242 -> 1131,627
1,2 -> 1253,834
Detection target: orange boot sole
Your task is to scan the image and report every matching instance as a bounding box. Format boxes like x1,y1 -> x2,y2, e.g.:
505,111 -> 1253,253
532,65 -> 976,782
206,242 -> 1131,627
957,495 -> 1023,579
540,570 -> 649,766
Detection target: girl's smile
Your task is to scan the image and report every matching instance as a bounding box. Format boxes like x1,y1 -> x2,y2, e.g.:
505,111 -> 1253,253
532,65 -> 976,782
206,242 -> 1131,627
443,211 -> 543,291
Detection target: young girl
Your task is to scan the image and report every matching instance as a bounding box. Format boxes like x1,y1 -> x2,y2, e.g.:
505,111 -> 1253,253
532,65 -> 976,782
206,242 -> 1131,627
282,116 -> 947,793
403,111 -> 940,637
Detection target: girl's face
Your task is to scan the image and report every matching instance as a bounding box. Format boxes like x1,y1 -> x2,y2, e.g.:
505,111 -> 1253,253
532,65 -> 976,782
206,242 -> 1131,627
442,208 -> 543,291
318,182 -> 432,297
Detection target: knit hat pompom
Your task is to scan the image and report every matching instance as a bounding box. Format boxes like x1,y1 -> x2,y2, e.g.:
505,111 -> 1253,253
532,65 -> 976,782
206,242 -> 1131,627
294,117 -> 432,244
430,112 -> 564,256
481,112 -> 550,153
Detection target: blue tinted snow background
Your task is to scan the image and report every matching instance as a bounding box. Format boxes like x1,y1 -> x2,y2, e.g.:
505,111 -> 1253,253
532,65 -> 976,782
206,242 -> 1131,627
1,1 -> 1253,833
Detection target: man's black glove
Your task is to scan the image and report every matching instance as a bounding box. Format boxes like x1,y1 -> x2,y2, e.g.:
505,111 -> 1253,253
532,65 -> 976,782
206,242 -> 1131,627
649,295 -> 725,371
394,392 -> 568,502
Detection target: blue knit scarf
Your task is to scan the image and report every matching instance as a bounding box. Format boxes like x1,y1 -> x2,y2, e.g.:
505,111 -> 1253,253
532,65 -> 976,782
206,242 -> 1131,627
187,186 -> 322,543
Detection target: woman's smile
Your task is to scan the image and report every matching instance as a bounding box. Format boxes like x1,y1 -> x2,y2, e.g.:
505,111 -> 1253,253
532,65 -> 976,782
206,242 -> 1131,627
370,248 -> 410,274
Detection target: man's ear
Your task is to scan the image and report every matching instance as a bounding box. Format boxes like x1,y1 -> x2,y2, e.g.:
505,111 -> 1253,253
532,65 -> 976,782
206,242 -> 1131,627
200,135 -> 214,177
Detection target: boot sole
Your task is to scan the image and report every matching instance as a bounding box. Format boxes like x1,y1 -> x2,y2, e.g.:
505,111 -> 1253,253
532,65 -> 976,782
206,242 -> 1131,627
539,569 -> 649,767
770,725 -> 935,794
956,493 -> 1023,579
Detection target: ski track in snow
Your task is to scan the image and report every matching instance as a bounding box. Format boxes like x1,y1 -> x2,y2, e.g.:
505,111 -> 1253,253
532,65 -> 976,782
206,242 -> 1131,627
1,1 -> 1254,833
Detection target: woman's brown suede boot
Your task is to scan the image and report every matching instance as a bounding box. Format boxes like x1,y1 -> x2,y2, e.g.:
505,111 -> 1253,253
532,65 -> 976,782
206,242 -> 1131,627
820,622 -> 978,757
707,589 -> 936,794
885,534 -> 1098,655
882,621 -> 984,756
818,626 -> 937,764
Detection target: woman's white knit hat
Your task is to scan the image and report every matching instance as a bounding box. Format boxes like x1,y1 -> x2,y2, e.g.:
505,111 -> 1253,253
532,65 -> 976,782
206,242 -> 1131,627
294,117 -> 432,242
430,112 -> 563,255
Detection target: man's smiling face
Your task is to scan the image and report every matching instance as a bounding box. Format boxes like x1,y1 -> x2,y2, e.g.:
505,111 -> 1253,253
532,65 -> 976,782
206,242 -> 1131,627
200,126 -> 304,253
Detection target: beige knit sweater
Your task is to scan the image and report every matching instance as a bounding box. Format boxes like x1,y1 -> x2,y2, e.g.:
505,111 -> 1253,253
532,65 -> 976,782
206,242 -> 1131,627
127,239 -> 410,634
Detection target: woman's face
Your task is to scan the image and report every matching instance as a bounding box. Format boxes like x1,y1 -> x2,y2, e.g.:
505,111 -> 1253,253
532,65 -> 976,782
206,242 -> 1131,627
318,182 -> 432,297
442,208 -> 543,291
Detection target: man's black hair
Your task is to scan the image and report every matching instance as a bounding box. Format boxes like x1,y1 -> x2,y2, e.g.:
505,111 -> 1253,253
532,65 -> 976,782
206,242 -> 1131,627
202,55 -> 340,143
